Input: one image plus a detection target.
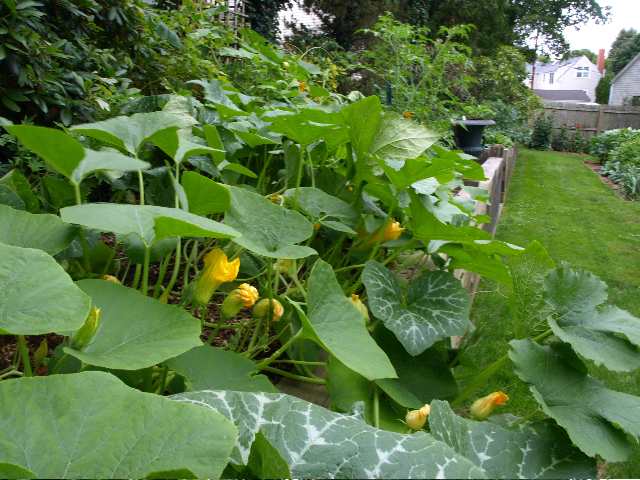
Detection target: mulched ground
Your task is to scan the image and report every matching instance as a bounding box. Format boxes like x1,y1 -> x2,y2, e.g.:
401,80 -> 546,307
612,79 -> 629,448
1,234 -> 292,385
583,160 -> 631,200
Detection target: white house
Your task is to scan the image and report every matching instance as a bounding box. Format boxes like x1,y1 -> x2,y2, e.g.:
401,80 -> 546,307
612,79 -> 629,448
609,52 -> 640,106
278,1 -> 323,39
525,55 -> 603,103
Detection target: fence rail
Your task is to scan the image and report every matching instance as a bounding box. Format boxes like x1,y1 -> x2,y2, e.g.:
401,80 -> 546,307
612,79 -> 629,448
543,101 -> 640,139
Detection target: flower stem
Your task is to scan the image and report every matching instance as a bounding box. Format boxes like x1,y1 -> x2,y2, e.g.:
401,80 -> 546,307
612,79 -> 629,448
450,354 -> 510,408
261,366 -> 326,384
373,382 -> 380,429
255,328 -> 304,372
17,335 -> 32,377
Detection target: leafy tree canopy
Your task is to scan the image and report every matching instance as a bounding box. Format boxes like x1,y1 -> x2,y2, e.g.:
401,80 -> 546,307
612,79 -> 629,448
608,28 -> 640,75
563,49 -> 597,63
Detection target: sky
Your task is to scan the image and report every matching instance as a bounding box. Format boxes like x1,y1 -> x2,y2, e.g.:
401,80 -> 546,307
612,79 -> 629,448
563,0 -> 640,56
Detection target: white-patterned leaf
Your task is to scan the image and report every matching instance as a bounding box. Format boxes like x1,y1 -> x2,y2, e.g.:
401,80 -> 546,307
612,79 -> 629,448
172,390 -> 486,479
429,400 -> 596,479
363,261 -> 472,355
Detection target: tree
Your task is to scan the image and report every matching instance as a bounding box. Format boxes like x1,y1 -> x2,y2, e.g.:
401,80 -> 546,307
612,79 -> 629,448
608,28 -> 640,75
563,48 -> 597,63
595,72 -> 613,104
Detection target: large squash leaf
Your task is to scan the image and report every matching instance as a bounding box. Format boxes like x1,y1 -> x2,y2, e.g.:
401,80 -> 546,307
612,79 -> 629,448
0,204 -> 78,255
0,243 -> 90,335
429,400 -> 596,479
224,186 -> 315,259
0,372 -> 236,479
509,338 -> 640,462
295,260 -> 396,381
363,261 -> 472,355
63,280 -> 202,369
543,262 -> 640,371
172,390 -> 486,479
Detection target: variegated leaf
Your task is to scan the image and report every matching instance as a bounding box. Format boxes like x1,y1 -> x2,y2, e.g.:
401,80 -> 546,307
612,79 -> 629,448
172,390 -> 486,479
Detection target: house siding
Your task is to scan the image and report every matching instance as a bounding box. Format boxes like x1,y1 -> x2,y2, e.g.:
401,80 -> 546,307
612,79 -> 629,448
610,59 -> 640,105
526,56 -> 602,102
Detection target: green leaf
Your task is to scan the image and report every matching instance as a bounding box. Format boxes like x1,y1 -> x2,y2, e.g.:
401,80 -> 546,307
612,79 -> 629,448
373,323 -> 458,409
432,145 -> 487,181
154,136 -> 224,165
0,204 -> 78,255
229,127 -> 278,148
181,171 -> 230,215
70,112 -> 185,156
509,338 -> 640,462
296,260 -> 396,381
429,400 -> 596,478
0,169 -> 38,212
70,148 -> 150,185
121,94 -> 173,114
508,240 -> 555,339
0,372 -> 237,479
283,187 -> 359,228
41,177 -> 81,214
271,113 -> 337,145
341,95 -> 382,163
225,186 -> 316,259
214,102 -> 250,119
202,125 -> 226,165
165,343 -> 277,393
61,204 -> 239,248
409,190 -> 477,244
63,280 -> 202,369
370,113 -> 440,161
144,468 -> 197,479
363,261 -> 472,356
5,125 -> 84,179
377,157 -> 459,191
440,243 -> 513,286
0,243 -> 90,335
173,390 -> 485,478
123,234 -> 178,264
0,463 -> 37,478
326,355 -> 373,412
0,184 -> 26,210
244,429 -> 291,479
544,262 -> 640,371
154,20 -> 183,48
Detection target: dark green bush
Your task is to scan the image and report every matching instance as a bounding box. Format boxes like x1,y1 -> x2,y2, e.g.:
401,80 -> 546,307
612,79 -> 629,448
569,126 -> 587,154
552,124 -> 570,152
529,113 -> 555,151
588,128 -> 640,163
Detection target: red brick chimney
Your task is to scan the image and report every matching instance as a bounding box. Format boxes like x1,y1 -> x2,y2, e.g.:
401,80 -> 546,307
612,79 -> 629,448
597,48 -> 605,74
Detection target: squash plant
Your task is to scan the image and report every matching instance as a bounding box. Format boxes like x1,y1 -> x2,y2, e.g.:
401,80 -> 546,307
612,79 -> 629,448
1,87 -> 640,479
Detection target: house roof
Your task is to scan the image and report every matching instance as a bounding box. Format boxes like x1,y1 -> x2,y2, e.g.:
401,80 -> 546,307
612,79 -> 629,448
533,89 -> 591,102
611,51 -> 640,84
526,57 -> 582,74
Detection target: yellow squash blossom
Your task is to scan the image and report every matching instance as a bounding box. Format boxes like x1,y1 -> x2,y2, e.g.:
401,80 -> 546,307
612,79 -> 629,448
193,249 -> 240,305
356,220 -> 405,250
221,283 -> 259,319
103,275 -> 121,284
253,298 -> 284,322
299,81 -> 308,93
349,294 -> 370,325
405,404 -> 430,430
470,392 -> 509,420
403,111 -> 415,119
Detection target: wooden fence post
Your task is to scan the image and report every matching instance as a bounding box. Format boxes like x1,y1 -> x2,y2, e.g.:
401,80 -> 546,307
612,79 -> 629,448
596,106 -> 605,135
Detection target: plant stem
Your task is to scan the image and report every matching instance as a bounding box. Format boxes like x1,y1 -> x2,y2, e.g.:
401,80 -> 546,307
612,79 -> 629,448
207,315 -> 228,345
50,353 -> 70,376
261,366 -> 326,384
450,355 -> 510,408
0,370 -> 22,380
512,409 -> 541,426
138,169 -> 145,205
293,143 -> 306,210
273,360 -> 326,366
131,263 -> 142,291
165,239 -> 182,296
153,251 -> 173,299
157,365 -> 169,395
141,247 -> 151,296
255,328 -> 304,371
17,336 -> 32,377
382,240 -> 416,266
373,382 -> 380,429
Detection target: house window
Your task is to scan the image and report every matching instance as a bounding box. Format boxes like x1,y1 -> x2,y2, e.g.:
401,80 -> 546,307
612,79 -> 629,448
542,74 -> 546,82
549,72 -> 554,84
576,67 -> 590,78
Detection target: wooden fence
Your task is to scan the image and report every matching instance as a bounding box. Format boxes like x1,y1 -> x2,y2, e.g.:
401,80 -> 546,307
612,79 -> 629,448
543,101 -> 640,139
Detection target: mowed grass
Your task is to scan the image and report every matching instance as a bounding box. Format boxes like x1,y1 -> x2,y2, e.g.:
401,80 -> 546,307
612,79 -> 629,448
462,148 -> 640,478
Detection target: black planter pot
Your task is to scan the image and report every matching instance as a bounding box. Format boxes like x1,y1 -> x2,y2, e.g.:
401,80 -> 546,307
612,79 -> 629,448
452,119 -> 496,160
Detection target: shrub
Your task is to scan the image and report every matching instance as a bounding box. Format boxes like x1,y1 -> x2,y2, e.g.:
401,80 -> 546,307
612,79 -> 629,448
529,112 -> 555,150
610,137 -> 640,166
485,133 -> 514,148
601,161 -> 640,198
484,100 -> 532,145
569,126 -> 587,153
552,124 -> 570,152
588,128 -> 640,163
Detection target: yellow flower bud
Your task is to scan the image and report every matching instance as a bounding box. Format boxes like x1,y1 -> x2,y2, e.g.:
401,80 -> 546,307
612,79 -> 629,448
158,290 -> 169,303
103,275 -> 121,284
405,404 -> 430,430
70,306 -> 100,350
470,392 -> 509,420
349,294 -> 370,326
221,283 -> 259,318
253,298 -> 284,322
403,111 -> 415,119
33,338 -> 48,370
193,249 -> 240,305
356,219 -> 405,250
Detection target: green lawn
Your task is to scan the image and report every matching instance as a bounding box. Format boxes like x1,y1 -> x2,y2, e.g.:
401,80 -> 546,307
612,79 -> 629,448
464,148 -> 640,478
